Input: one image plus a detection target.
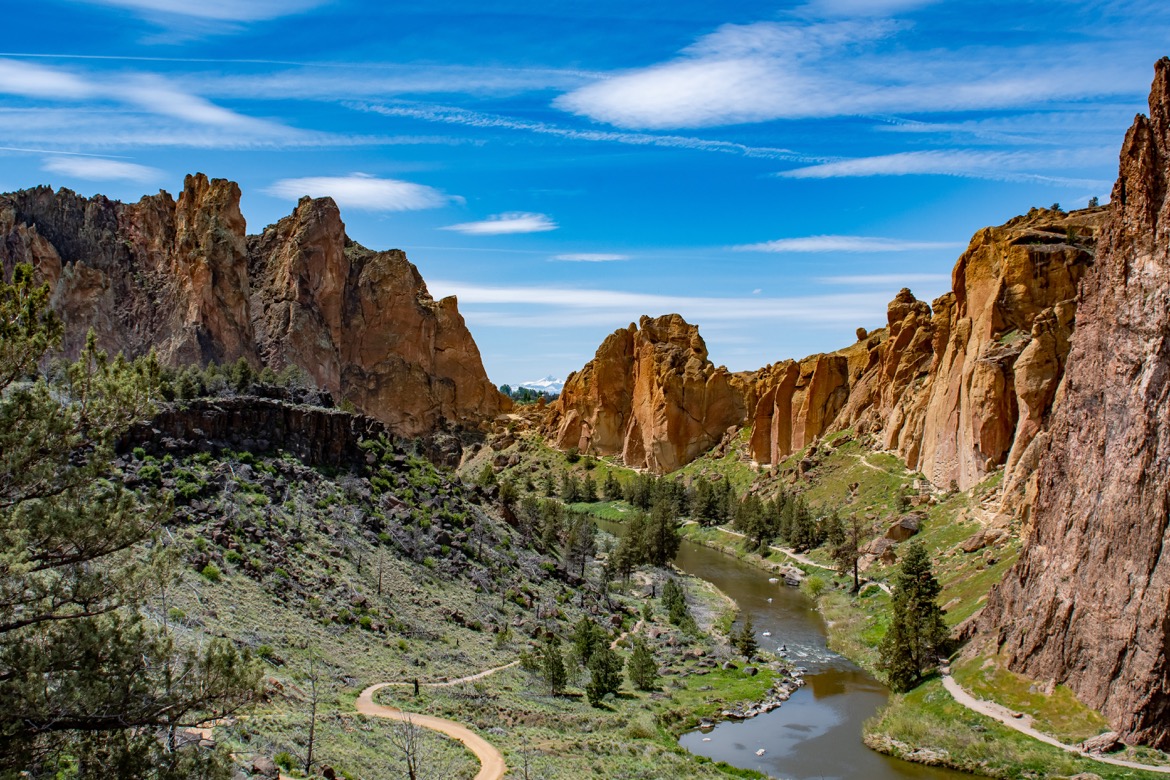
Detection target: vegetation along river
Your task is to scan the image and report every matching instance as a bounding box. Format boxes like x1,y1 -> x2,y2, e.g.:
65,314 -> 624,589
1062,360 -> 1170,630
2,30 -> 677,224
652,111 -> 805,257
601,518 -> 970,780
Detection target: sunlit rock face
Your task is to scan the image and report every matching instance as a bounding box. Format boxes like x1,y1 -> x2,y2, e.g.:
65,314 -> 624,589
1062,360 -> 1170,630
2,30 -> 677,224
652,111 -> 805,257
0,174 -> 507,437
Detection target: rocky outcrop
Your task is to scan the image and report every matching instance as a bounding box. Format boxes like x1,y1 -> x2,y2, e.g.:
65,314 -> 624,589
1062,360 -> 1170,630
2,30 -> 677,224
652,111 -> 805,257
545,209 -> 1103,482
978,57 -> 1170,749
0,174 -> 255,365
0,176 -> 506,437
550,314 -> 747,472
247,196 -> 504,435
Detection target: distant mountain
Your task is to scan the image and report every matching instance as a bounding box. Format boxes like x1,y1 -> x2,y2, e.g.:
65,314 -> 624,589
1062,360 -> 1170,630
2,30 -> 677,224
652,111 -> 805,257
518,375 -> 564,394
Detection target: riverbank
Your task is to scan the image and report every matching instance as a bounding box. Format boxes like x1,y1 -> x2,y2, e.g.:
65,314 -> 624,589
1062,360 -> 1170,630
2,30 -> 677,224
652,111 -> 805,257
668,515 -> 1170,779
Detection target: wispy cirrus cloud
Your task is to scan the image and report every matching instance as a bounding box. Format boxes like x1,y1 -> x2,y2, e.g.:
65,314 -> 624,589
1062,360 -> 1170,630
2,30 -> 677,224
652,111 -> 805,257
352,102 -> 816,162
442,213 -> 557,236
776,149 -> 1114,187
553,17 -> 1146,130
816,273 -> 950,285
265,173 -> 451,211
428,279 -> 893,327
733,235 -> 961,253
551,253 -> 629,262
42,155 -> 161,182
68,0 -> 329,22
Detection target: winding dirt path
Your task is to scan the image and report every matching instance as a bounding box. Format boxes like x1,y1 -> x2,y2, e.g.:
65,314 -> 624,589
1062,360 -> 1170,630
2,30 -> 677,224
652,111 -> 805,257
941,673 -> 1170,774
355,684 -> 507,780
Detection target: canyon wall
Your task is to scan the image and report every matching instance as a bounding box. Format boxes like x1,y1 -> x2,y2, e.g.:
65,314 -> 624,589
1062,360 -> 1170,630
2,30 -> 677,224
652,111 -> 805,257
550,314 -> 748,472
546,209 -> 1104,488
0,174 -> 506,436
979,57 -> 1170,749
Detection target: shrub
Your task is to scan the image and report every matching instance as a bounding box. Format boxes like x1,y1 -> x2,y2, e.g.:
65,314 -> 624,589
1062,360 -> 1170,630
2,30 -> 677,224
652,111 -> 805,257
132,447 -> 146,461
803,574 -> 826,598
225,550 -> 243,565
200,562 -> 222,583
273,752 -> 295,771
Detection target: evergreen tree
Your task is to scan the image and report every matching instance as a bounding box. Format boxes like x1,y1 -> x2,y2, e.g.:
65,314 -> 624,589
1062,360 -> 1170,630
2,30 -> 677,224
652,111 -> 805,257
645,498 -> 681,567
0,266 -> 260,777
560,472 -> 581,503
571,616 -> 606,667
830,513 -> 867,593
602,471 -> 623,502
660,578 -> 692,627
626,637 -> 658,691
540,635 -> 567,695
541,471 -> 557,497
733,616 -> 758,659
585,644 -> 623,706
581,474 -> 598,503
229,356 -> 253,393
878,542 -> 949,692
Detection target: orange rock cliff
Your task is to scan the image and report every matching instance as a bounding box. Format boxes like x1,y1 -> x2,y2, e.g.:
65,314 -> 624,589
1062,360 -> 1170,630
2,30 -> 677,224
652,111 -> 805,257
546,207 -> 1105,494
0,174 -> 507,437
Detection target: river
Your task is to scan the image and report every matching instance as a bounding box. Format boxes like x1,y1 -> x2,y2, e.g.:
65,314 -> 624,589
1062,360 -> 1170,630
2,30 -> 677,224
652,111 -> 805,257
600,520 -> 971,780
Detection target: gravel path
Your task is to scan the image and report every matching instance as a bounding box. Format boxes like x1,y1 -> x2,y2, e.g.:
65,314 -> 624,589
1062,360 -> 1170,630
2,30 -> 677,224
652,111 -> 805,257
941,673 -> 1170,774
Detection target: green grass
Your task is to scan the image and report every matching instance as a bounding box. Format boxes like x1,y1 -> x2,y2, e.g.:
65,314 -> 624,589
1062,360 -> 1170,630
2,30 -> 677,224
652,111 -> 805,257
952,655 -> 1109,744
866,679 -> 1169,779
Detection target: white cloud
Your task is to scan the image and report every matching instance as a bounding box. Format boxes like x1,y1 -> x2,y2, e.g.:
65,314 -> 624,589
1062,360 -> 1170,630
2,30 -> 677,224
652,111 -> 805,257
427,279 -> 892,326
776,149 -> 1113,187
442,213 -> 557,236
551,253 -> 629,262
733,235 -> 962,253
800,0 -> 938,17
816,273 -> 950,285
353,102 -> 813,162
42,156 -> 161,182
0,59 -> 94,99
70,0 -> 329,22
553,18 -> 1143,130
265,174 -> 450,211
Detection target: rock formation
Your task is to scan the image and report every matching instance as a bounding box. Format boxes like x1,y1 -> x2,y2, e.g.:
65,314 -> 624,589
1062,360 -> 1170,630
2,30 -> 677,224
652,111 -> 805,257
979,57 -> 1170,748
0,174 -> 506,437
545,209 -> 1104,483
551,314 -> 747,472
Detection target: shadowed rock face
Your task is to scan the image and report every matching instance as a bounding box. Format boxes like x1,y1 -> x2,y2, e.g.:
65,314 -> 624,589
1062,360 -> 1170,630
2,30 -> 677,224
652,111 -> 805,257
0,174 -> 507,437
979,57 -> 1170,748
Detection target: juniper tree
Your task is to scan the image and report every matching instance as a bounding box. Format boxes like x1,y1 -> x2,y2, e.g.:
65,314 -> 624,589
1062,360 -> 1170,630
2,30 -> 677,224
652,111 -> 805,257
585,644 -> 623,706
626,637 -> 658,691
878,542 -> 949,692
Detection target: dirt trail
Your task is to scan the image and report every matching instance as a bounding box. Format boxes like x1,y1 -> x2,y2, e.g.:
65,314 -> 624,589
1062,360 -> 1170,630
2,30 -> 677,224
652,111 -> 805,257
941,673 -> 1170,774
355,683 -> 507,780
378,660 -> 520,689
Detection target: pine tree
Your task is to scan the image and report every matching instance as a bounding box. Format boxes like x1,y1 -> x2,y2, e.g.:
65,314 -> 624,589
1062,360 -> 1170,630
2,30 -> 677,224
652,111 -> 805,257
646,498 -> 681,566
541,635 -> 567,695
571,616 -> 606,667
585,644 -> 623,706
602,471 -> 623,502
734,615 -> 758,659
0,265 -> 261,777
878,542 -> 949,692
627,637 -> 658,691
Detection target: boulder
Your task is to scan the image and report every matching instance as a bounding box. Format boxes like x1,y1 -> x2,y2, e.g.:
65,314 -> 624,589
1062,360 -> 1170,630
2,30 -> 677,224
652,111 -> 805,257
885,513 -> 922,541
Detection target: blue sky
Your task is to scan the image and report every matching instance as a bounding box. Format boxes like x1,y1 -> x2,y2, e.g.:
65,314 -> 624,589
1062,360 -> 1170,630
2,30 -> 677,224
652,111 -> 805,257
2,1 -> 1167,385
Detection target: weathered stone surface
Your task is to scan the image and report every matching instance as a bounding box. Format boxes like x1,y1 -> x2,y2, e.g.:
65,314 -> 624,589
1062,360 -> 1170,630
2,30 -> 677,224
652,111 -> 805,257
979,58 -> 1170,749
546,205 -> 1102,485
885,513 -> 922,542
549,314 -> 747,472
0,177 -> 506,437
248,196 -> 505,435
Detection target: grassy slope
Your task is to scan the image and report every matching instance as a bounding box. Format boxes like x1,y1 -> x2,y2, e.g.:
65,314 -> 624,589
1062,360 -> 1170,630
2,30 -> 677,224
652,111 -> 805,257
129,412 -> 780,779
490,425 -> 1170,778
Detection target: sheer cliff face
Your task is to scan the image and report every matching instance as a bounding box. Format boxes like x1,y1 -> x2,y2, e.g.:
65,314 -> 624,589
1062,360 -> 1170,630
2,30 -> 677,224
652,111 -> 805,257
979,58 -> 1170,748
546,209 -> 1103,482
0,175 -> 506,437
550,314 -> 747,472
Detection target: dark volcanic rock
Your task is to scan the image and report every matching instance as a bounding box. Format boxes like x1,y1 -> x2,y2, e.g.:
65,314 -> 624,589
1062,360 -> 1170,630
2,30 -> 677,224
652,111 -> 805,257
979,57 -> 1170,749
